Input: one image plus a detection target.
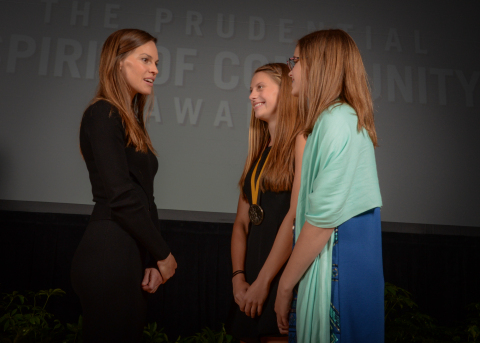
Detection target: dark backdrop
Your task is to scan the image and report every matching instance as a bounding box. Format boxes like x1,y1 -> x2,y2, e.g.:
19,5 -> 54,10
1,210 -> 479,338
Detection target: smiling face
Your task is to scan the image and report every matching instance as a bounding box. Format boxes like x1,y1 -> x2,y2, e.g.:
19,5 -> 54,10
289,46 -> 302,97
249,71 -> 280,124
119,40 -> 159,99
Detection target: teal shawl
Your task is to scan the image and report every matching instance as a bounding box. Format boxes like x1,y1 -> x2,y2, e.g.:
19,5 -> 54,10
295,103 -> 382,342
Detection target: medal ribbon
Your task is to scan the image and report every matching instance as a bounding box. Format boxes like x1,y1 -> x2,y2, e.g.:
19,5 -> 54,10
251,151 -> 270,205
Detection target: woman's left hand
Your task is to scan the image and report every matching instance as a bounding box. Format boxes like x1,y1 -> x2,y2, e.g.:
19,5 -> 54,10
275,285 -> 293,334
242,279 -> 270,318
142,268 -> 163,293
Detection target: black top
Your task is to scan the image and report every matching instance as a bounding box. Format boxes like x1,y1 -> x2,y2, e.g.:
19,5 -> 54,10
242,146 -> 291,282
80,100 -> 170,262
229,146 -> 291,340
243,147 -> 291,223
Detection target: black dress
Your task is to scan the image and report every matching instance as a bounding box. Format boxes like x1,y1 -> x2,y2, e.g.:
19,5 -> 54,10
229,147 -> 291,342
71,100 -> 171,342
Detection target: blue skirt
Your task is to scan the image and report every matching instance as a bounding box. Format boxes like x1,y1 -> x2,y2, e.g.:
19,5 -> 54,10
290,207 -> 384,343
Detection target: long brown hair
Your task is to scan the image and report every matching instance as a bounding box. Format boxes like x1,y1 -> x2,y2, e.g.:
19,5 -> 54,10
92,28 -> 156,153
297,29 -> 378,146
239,63 -> 301,199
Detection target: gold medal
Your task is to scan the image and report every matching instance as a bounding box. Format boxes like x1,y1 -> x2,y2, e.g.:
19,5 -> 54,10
249,149 -> 270,225
248,204 -> 264,225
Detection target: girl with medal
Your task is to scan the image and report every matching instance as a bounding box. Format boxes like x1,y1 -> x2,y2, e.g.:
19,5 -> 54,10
228,63 -> 306,343
274,29 -> 384,342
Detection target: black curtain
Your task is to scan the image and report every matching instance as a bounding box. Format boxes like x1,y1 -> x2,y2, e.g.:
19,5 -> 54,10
382,232 -> 480,325
1,210 -> 479,338
0,211 -> 234,338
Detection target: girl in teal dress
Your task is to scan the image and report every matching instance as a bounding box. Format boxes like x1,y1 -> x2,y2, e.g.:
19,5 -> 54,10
275,29 -> 384,342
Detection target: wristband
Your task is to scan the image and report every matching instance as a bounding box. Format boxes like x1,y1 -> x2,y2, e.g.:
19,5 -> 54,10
232,270 -> 245,278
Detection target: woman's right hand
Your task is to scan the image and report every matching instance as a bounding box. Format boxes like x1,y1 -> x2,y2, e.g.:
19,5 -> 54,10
275,281 -> 293,335
156,253 -> 177,283
232,275 -> 250,310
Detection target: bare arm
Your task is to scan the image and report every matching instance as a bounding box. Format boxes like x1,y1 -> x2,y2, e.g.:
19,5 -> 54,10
279,222 -> 334,292
275,221 -> 334,331
231,194 -> 251,309
243,134 -> 307,318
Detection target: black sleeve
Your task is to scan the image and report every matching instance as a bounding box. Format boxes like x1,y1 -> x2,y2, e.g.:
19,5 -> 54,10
146,206 -> 166,268
82,102 -> 171,261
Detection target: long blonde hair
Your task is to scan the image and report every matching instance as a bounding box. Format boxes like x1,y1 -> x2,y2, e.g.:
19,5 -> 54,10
239,63 -> 301,199
297,29 -> 378,146
92,28 -> 156,153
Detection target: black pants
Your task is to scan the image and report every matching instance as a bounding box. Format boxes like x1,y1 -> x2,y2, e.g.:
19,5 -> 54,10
71,220 -> 147,342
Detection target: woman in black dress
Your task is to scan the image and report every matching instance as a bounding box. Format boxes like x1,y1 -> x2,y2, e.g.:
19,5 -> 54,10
229,63 -> 306,343
71,29 -> 177,342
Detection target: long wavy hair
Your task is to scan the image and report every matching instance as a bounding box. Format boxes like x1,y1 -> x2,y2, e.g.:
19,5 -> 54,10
239,63 -> 301,199
297,29 -> 378,146
91,28 -> 156,153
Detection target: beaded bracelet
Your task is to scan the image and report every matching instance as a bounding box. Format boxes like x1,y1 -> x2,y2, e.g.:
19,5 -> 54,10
232,270 -> 245,278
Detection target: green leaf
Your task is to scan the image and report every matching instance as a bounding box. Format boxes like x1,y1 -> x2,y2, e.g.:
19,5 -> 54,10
468,324 -> 480,339
51,289 -> 66,296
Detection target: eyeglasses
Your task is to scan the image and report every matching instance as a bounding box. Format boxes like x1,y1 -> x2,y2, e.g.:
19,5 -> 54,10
287,56 -> 300,70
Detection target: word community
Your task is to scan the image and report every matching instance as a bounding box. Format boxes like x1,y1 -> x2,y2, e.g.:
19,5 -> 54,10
1,0 -> 478,108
